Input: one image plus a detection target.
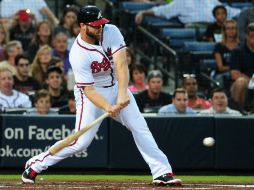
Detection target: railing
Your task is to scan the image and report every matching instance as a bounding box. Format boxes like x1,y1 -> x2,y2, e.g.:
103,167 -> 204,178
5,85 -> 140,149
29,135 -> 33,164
134,26 -> 179,88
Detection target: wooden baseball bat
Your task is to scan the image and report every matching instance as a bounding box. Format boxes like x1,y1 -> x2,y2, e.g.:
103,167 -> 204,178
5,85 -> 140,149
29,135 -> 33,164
49,112 -> 109,155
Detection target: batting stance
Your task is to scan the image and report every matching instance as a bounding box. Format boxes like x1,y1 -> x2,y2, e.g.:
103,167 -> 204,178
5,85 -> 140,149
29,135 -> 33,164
21,5 -> 182,186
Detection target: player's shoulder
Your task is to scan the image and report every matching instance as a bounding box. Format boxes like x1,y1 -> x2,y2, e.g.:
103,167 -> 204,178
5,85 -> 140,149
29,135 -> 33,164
104,24 -> 120,33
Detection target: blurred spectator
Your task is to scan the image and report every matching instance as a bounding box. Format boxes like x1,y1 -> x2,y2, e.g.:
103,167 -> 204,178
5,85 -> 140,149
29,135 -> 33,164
199,88 -> 242,116
25,89 -> 58,115
52,32 -> 71,74
213,19 -> 239,89
126,47 -> 136,67
0,65 -> 31,111
31,45 -> 52,86
228,78 -> 248,115
67,21 -> 80,50
128,63 -> 147,93
13,53 -> 40,94
204,5 -> 227,42
158,88 -> 196,115
54,6 -> 78,37
45,65 -> 69,108
229,23 -> 254,112
182,74 -> 211,110
58,91 -> 76,114
9,10 -> 35,51
0,0 -> 59,26
135,70 -> 171,113
0,23 -> 9,61
237,0 -> 254,43
135,0 -> 240,27
0,40 -> 23,74
27,20 -> 52,62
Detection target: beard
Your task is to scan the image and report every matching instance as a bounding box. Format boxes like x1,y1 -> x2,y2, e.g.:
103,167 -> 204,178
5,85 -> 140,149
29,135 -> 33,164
86,30 -> 101,43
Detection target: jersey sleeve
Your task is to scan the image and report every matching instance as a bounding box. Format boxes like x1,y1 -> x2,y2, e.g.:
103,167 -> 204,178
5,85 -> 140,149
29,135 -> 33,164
104,25 -> 126,55
69,46 -> 95,86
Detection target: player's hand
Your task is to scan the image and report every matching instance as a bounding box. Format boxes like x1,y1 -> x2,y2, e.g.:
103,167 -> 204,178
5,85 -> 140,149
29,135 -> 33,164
135,12 -> 143,25
106,105 -> 121,117
117,94 -> 130,109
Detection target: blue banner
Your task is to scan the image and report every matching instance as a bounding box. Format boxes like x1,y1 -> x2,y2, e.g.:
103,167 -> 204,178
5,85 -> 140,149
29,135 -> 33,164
0,115 -> 108,168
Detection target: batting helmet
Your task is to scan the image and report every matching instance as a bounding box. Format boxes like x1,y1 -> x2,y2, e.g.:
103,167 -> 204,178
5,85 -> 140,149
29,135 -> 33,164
78,5 -> 109,27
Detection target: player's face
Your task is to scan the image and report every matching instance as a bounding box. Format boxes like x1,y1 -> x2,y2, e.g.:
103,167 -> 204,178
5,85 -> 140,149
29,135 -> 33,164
85,24 -> 103,42
211,92 -> 227,113
46,72 -> 62,90
0,70 -> 14,92
16,58 -> 30,77
173,92 -> 188,113
35,96 -> 51,115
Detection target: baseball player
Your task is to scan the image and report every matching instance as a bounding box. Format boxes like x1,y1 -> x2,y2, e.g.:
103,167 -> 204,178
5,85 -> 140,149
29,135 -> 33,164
21,5 -> 182,186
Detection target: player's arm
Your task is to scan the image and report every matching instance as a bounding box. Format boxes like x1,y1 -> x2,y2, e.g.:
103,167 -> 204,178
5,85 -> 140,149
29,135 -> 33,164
82,86 -> 120,117
113,48 -> 130,109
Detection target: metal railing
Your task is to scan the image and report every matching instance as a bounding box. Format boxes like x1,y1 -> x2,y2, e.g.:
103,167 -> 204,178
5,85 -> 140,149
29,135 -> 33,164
134,26 -> 179,88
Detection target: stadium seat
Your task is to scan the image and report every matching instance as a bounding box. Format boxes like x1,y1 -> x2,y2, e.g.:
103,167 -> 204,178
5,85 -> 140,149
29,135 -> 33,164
229,2 -> 252,9
161,28 -> 196,49
184,42 -> 216,52
120,2 -> 156,12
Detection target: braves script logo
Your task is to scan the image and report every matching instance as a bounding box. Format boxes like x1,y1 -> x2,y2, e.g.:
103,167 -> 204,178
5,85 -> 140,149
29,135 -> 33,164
90,48 -> 113,73
91,48 -> 113,73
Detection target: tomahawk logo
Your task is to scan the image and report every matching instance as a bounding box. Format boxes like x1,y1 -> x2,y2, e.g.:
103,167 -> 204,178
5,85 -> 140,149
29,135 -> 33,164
97,11 -> 102,19
91,57 -> 111,73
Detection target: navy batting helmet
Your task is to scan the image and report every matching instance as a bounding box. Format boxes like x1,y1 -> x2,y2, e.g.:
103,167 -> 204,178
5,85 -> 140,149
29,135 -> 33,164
78,5 -> 109,26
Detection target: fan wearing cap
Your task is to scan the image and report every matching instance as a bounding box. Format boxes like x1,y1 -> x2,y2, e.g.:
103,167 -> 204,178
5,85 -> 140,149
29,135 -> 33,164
9,10 -> 35,51
21,5 -> 182,186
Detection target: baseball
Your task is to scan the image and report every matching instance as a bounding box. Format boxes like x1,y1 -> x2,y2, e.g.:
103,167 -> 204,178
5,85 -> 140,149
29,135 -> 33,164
40,177 -> 44,181
203,137 -> 215,147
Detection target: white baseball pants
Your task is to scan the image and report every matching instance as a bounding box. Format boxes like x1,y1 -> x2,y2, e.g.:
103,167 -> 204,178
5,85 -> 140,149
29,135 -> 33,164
26,84 -> 172,179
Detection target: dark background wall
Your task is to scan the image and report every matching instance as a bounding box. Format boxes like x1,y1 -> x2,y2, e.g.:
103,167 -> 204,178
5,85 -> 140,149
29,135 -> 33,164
0,115 -> 253,171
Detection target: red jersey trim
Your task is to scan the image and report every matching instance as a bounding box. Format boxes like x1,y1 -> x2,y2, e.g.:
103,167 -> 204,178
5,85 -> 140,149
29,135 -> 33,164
76,38 -> 115,86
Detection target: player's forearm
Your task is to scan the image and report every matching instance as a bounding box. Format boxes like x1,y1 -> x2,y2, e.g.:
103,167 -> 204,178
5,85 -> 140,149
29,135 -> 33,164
115,51 -> 129,95
83,86 -> 110,111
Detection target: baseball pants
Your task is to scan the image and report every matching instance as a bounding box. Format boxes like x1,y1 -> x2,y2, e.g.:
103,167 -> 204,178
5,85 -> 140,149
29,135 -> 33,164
26,84 -> 172,179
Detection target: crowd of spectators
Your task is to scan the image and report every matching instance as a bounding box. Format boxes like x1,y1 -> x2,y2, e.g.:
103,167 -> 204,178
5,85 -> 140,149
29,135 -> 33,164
0,0 -> 254,117
129,0 -> 254,116
0,0 -> 79,115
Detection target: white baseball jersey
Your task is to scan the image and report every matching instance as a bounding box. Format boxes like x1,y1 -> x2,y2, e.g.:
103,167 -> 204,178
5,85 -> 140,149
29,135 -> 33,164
70,24 -> 126,88
0,89 -> 32,110
25,24 -> 173,180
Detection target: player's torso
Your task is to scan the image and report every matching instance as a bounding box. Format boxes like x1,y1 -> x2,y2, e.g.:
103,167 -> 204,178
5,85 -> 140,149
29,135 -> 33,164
70,24 -> 126,88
